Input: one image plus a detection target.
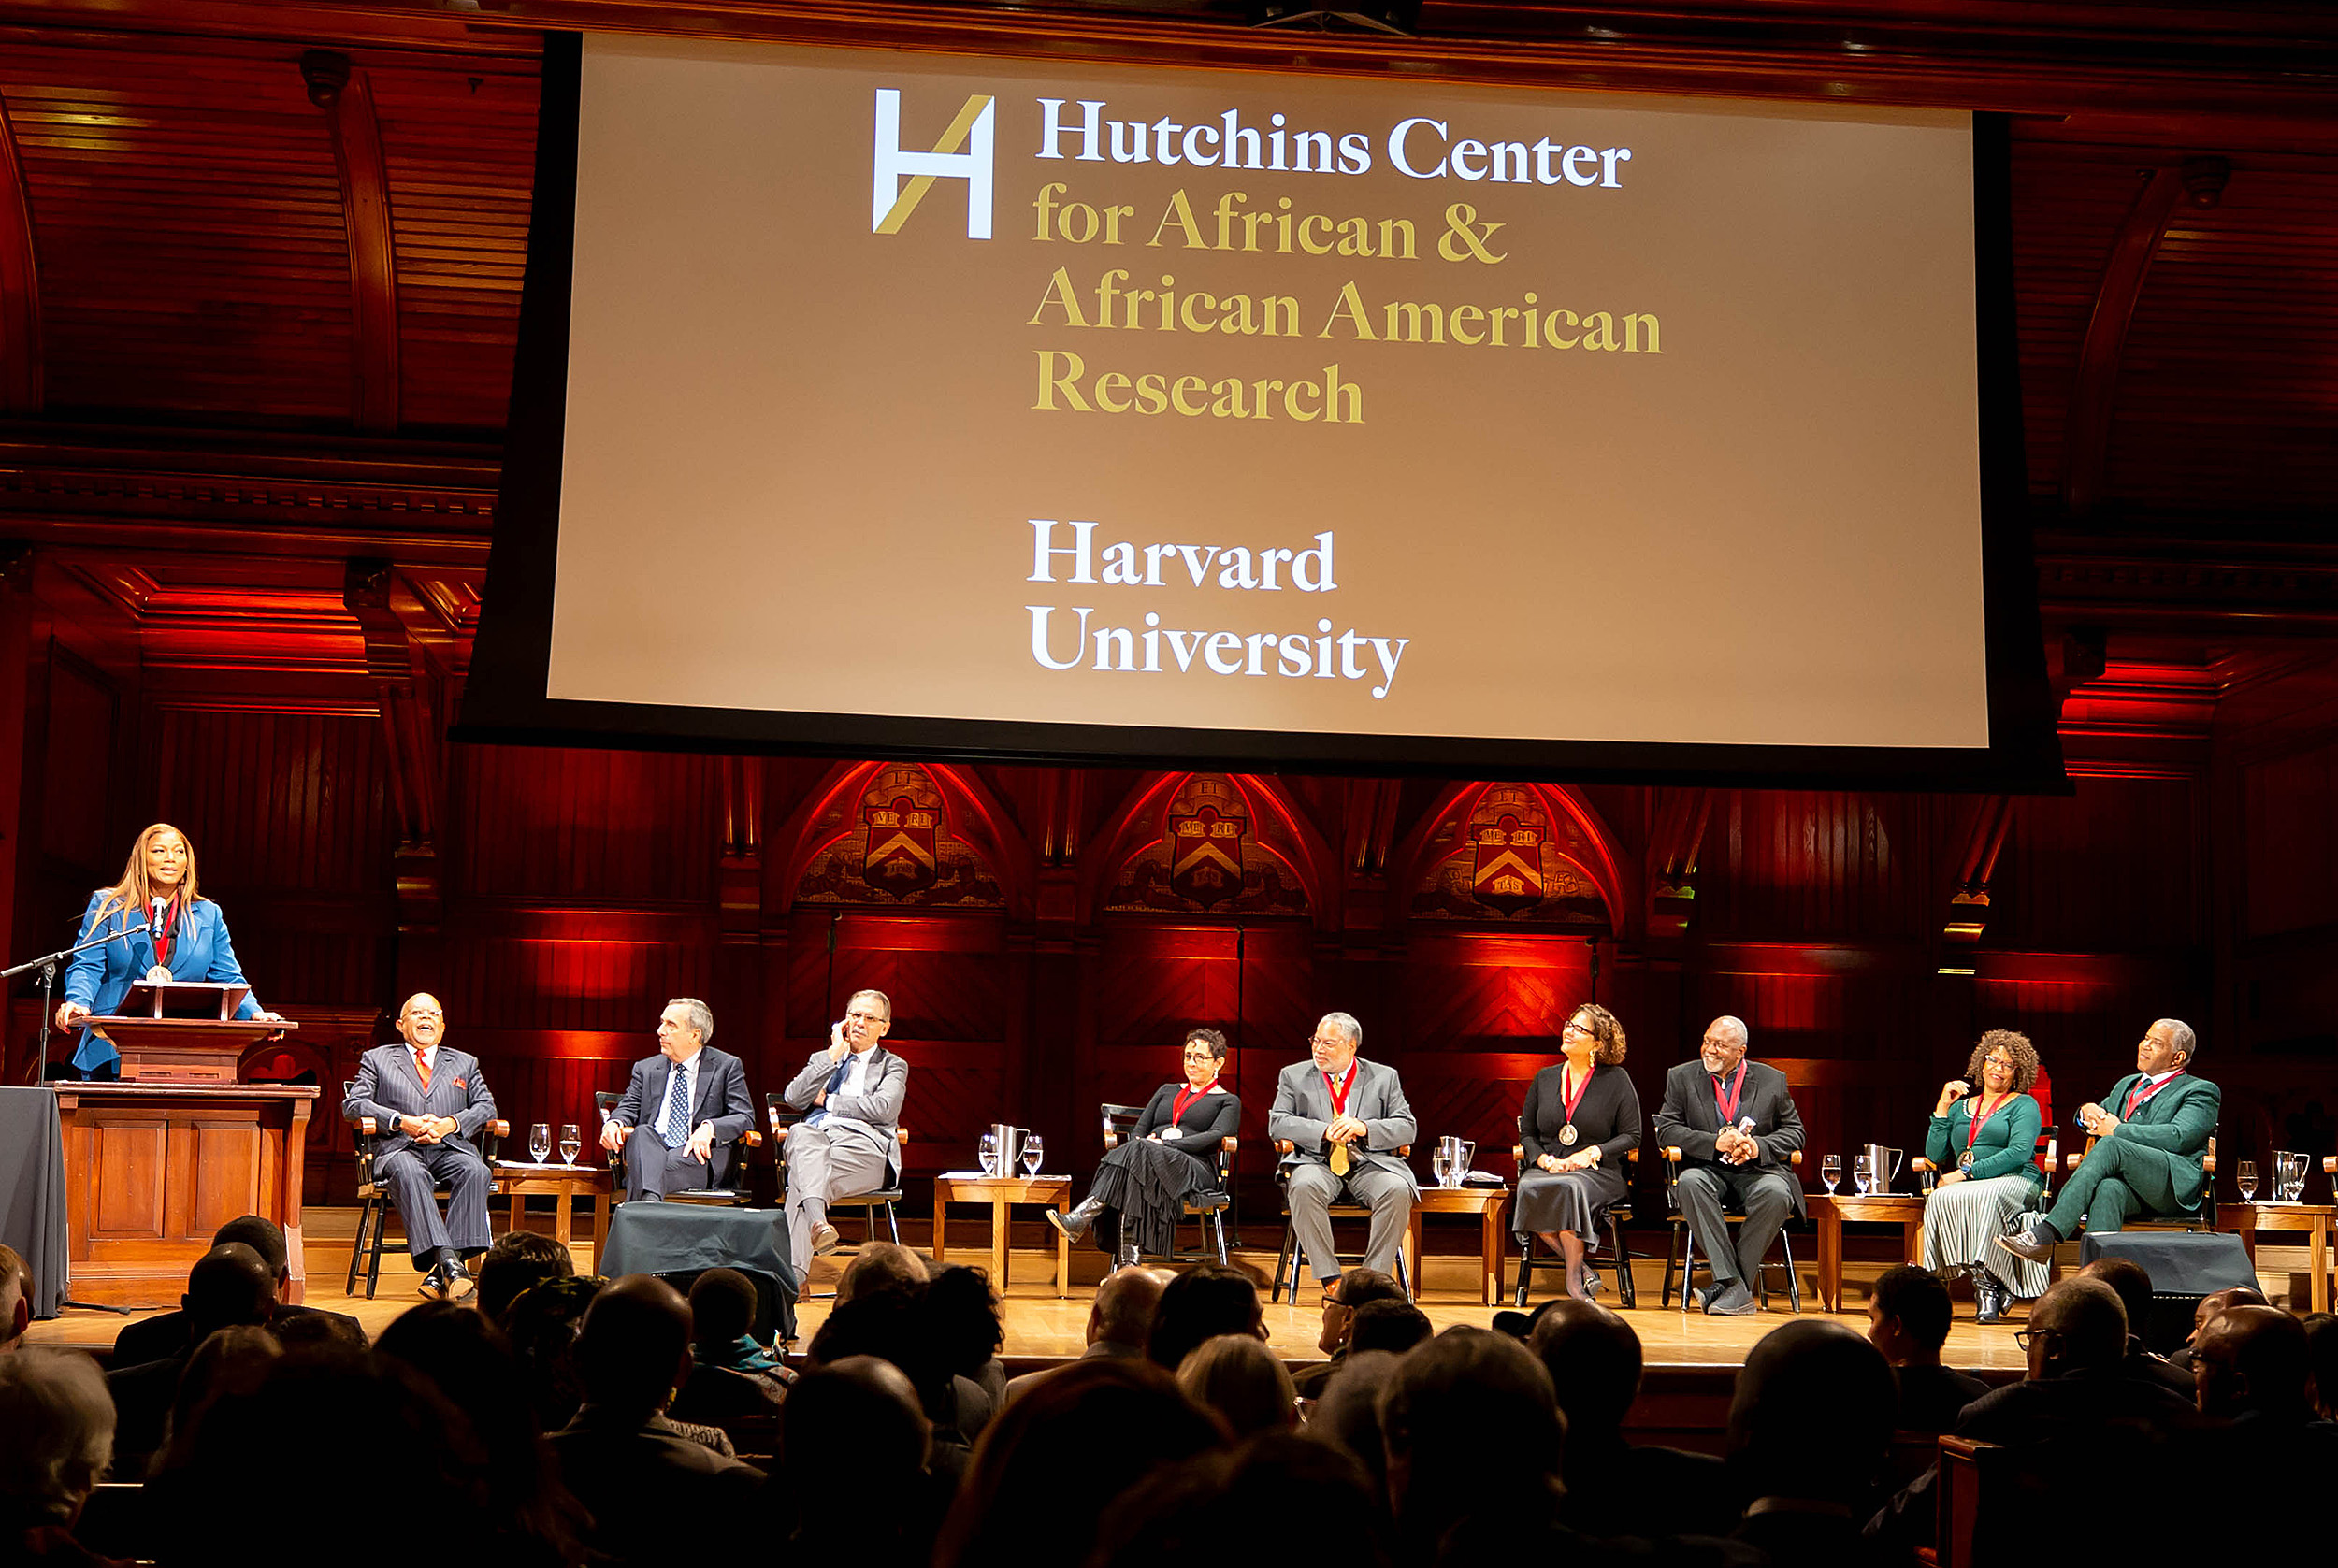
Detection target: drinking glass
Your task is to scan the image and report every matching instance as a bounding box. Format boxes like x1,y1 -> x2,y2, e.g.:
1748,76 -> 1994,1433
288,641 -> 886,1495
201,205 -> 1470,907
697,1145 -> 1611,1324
557,1123 -> 582,1165
1821,1154 -> 1841,1195
1431,1148 -> 1453,1187
2283,1152 -> 2309,1202
1852,1154 -> 1872,1197
2237,1160 -> 2259,1203
527,1122 -> 551,1163
977,1132 -> 1000,1177
1021,1133 -> 1046,1177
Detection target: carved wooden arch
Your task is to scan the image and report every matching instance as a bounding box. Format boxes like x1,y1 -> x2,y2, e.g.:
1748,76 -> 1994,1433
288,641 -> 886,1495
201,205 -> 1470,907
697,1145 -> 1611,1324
1385,780 -> 1629,930
772,758 -> 1032,914
1078,770 -> 1338,928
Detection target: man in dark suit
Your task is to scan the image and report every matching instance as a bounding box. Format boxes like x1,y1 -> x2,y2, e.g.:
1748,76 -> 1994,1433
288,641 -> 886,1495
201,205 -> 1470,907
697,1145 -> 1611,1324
1652,1014 -> 1806,1316
110,1215 -> 360,1366
1999,1017 -> 2219,1261
345,992 -> 498,1300
1531,1299 -> 1739,1540
781,988 -> 908,1271
1268,1012 -> 1418,1291
105,1242 -> 275,1477
1002,1266 -> 1164,1404
600,997 -> 757,1203
1953,1276 -> 2195,1445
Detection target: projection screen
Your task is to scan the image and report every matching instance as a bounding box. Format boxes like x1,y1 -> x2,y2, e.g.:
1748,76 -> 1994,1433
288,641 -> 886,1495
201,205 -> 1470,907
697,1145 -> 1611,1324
462,33 -> 2059,786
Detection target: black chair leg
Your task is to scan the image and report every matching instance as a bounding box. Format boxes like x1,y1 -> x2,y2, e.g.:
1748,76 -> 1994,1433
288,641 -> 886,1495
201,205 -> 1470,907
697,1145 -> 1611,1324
1271,1219 -> 1296,1303
1663,1222 -> 1684,1310
1610,1215 -> 1637,1310
885,1201 -> 902,1245
346,1196 -> 371,1296
366,1208 -> 389,1300
1514,1235 -> 1534,1309
1781,1230 -> 1800,1312
1211,1210 -> 1229,1266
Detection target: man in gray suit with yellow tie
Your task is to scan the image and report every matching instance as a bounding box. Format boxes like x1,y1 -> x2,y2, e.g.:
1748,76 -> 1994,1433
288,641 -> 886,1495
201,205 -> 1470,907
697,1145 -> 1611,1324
1270,1012 -> 1418,1294
345,992 -> 498,1300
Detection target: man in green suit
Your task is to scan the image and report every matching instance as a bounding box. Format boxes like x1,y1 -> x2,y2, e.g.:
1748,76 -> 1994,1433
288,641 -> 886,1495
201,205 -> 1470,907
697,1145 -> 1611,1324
1999,1017 -> 2218,1261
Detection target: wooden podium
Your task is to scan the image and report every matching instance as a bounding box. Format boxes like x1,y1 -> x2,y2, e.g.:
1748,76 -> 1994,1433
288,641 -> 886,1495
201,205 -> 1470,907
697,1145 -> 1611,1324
88,981 -> 294,1083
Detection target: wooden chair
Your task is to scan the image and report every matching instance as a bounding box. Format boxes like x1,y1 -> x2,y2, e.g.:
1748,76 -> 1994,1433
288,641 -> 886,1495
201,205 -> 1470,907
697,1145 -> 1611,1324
1268,1139 -> 1414,1302
345,1078 -> 509,1299
2062,1130 -> 2216,1230
1098,1101 -> 1235,1265
1912,1136 -> 2057,1309
1508,1117 -> 1638,1308
766,1092 -> 909,1299
596,1087 -> 764,1207
1932,1435 -> 2001,1568
1656,1141 -> 1804,1312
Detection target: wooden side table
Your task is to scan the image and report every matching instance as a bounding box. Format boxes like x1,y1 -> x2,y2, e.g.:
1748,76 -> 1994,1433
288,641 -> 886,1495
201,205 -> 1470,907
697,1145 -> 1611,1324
2224,1202 -> 2334,1313
1807,1192 -> 1926,1313
933,1173 -> 1073,1297
1406,1185 -> 1512,1306
497,1161 -> 615,1272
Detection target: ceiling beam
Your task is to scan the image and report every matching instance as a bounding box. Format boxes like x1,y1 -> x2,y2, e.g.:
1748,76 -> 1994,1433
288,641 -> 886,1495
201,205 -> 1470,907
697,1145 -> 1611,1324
0,89 -> 40,416
303,50 -> 402,435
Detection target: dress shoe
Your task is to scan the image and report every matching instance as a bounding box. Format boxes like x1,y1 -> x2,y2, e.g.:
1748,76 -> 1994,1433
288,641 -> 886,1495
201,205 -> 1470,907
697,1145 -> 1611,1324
1047,1193 -> 1107,1244
417,1260 -> 453,1301
811,1221 -> 841,1255
1975,1276 -> 2009,1325
1703,1282 -> 1758,1316
1996,1230 -> 2055,1265
441,1259 -> 476,1302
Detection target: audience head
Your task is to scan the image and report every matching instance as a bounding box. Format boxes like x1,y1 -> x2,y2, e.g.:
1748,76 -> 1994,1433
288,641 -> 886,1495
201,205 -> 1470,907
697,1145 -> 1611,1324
1176,1333 -> 1297,1438
784,1355 -> 931,1479
209,1215 -> 290,1291
838,1241 -> 929,1304
272,1310 -> 367,1352
1148,1263 -> 1264,1371
1092,1431 -> 1393,1568
165,1324 -> 281,1463
2195,1304 -> 2315,1420
502,1273 -> 604,1432
1320,1266 -> 1406,1354
574,1274 -> 692,1421
1348,1298 -> 1432,1358
1089,1265 -> 1166,1350
2188,1285 -> 2268,1347
937,1359 -> 1222,1568
0,1244 -> 28,1349
1306,1350 -> 1402,1497
1527,1299 -> 1642,1444
2027,1276 -> 2129,1378
2077,1257 -> 2155,1345
1381,1328 -> 1562,1540
1727,1319 -> 1898,1505
1867,1263 -> 1955,1365
2303,1313 -> 2338,1419
686,1267 -> 762,1350
924,1263 -> 1006,1376
183,1242 -> 277,1340
477,1230 -> 576,1325
0,1349 -> 113,1528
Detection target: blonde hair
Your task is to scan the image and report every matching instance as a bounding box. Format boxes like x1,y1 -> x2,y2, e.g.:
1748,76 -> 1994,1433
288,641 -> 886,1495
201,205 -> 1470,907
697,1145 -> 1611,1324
1175,1332 -> 1296,1439
92,823 -> 202,928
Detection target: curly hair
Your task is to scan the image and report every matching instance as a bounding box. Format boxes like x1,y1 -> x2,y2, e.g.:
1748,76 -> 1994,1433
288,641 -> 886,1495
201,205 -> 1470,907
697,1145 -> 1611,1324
1566,1003 -> 1628,1066
1965,1029 -> 2040,1094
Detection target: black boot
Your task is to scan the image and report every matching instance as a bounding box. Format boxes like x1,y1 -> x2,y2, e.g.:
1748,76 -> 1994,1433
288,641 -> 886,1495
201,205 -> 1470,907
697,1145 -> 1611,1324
1047,1193 -> 1107,1244
1975,1274 -> 2009,1325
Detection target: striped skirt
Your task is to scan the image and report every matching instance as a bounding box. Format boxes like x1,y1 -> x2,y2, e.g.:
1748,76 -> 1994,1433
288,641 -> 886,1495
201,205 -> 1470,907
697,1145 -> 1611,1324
1920,1173 -> 2050,1300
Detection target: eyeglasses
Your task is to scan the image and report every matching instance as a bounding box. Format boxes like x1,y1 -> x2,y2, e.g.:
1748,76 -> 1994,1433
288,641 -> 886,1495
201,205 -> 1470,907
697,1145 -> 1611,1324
1309,1036 -> 1347,1050
1562,1021 -> 1593,1037
1181,1048 -> 1217,1061
2013,1329 -> 2059,1351
844,1010 -> 888,1025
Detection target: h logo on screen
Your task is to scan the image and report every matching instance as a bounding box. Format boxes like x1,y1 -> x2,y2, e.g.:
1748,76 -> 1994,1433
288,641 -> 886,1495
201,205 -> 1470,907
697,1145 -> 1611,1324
873,88 -> 996,239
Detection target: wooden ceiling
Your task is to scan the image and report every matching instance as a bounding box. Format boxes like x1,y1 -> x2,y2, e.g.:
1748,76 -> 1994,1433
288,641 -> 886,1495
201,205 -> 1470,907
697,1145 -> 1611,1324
0,0 -> 2332,748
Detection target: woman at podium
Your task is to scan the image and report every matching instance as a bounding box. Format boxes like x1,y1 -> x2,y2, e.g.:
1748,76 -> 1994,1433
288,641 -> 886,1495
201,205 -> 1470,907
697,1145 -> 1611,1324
53,823 -> 274,1080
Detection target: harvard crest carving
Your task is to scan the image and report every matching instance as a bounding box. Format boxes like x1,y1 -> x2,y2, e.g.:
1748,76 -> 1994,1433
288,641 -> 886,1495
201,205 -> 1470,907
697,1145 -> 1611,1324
1106,775 -> 1308,916
1412,786 -> 1608,927
799,765 -> 1003,908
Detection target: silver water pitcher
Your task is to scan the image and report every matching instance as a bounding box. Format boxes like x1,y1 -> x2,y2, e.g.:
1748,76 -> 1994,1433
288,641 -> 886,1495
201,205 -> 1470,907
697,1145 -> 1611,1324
989,1123 -> 1026,1174
1863,1143 -> 1905,1193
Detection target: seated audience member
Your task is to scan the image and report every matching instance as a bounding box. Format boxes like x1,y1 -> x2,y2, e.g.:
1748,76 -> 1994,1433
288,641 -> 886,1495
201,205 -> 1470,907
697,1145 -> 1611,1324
376,1299 -> 589,1565
783,1357 -> 945,1568
476,1230 -> 576,1326
837,1239 -> 929,1302
1348,1297 -> 1432,1358
1003,1265 -> 1163,1403
1528,1300 -> 1735,1540
1866,1265 -> 1987,1431
106,1242 -> 276,1477
2303,1312 -> 2338,1420
2166,1284 -> 2268,1373
2075,1256 -> 2193,1397
934,1359 -> 1222,1568
1303,1349 -> 1403,1498
345,992 -> 499,1299
1176,1333 -> 1298,1438
550,1275 -> 763,1561
1147,1261 -> 1265,1371
111,1215 -> 359,1366
925,1262 -> 1008,1429
1381,1328 -> 1583,1562
0,1349 -> 117,1563
1291,1266 -> 1409,1398
2193,1306 -> 2336,1555
503,1273 -> 605,1434
805,1260 -> 988,1474
0,1244 -> 29,1350
1267,1013 -> 1419,1292
156,1324 -> 280,1474
668,1268 -> 789,1427
1093,1430 -> 1395,1568
1999,1019 -> 2217,1261
1725,1320 -> 1905,1568
1954,1276 -> 2194,1446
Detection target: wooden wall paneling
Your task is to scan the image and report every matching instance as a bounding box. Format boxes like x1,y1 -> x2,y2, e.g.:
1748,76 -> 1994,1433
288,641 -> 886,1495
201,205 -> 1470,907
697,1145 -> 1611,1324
451,743 -> 718,902
0,80 -> 42,413
2240,738 -> 2338,939
1703,792 -> 1927,942
1995,776 -> 2206,949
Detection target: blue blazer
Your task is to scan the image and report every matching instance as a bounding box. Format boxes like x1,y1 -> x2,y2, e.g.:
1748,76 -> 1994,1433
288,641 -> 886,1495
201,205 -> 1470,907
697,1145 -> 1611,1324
62,892 -> 260,1072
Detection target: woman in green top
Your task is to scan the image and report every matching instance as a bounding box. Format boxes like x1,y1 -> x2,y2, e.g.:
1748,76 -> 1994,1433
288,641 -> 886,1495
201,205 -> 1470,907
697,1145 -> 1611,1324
1921,1029 -> 2047,1324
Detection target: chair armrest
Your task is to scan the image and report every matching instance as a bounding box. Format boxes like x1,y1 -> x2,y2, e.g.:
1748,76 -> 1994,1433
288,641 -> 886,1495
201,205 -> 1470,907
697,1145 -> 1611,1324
486,1118 -> 510,1140
2201,1153 -> 2215,1173
1663,1146 -> 1683,1162
1912,1157 -> 1935,1172
2325,1156 -> 2336,1176
1103,1129 -> 1121,1151
1788,1151 -> 1802,1167
741,1128 -> 763,1147
1276,1139 -> 1294,1155
2066,1152 -> 2082,1171
359,1116 -> 378,1135
898,1127 -> 911,1145
1222,1135 -> 1238,1154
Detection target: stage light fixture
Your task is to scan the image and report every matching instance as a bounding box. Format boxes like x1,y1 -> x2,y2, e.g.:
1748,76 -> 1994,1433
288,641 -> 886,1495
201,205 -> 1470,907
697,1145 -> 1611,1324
1247,1 -> 1422,36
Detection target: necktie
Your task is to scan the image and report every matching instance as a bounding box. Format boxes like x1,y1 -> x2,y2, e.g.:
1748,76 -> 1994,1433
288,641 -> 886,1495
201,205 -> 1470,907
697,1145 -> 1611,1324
660,1063 -> 692,1148
806,1056 -> 853,1128
413,1049 -> 431,1093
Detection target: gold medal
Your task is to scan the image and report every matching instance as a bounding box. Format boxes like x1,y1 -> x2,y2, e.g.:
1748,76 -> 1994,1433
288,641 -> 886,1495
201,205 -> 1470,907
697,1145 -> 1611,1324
1559,1125 -> 1579,1146
144,965 -> 173,985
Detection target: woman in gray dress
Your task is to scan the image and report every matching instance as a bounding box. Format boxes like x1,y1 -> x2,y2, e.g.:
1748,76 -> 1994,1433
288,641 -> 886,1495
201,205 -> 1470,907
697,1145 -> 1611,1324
1516,1003 -> 1641,1301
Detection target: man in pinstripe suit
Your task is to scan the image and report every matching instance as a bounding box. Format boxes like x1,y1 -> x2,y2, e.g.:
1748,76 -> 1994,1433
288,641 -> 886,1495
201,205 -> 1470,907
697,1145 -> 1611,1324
346,993 -> 499,1300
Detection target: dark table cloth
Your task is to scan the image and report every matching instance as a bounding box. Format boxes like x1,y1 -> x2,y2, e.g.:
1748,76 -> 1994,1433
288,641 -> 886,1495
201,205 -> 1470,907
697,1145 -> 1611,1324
2077,1230 -> 2257,1294
0,1086 -> 69,1317
600,1201 -> 799,1342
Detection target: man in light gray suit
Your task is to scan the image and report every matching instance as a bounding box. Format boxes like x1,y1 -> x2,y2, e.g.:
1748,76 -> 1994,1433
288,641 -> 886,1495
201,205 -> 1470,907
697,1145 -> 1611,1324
781,987 -> 909,1275
1269,1012 -> 1418,1293
345,992 -> 498,1300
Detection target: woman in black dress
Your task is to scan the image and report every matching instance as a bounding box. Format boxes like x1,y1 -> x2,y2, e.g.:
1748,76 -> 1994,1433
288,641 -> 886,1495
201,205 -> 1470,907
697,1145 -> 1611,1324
1048,1029 -> 1241,1265
1516,1003 -> 1641,1301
